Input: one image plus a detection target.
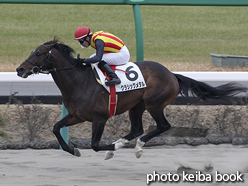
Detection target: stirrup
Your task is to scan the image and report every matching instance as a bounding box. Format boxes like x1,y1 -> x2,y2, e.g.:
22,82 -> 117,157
105,78 -> 121,86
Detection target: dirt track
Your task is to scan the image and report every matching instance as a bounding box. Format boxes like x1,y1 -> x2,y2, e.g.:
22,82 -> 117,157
1,144 -> 248,186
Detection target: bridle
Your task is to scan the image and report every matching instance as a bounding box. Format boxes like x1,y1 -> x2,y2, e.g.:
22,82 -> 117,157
25,44 -> 78,74
25,44 -> 54,74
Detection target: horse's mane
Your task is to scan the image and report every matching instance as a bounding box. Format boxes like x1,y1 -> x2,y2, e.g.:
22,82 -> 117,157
43,37 -> 76,63
43,37 -> 91,70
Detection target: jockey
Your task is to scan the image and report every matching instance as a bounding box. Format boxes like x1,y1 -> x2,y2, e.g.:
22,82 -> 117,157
74,26 -> 130,86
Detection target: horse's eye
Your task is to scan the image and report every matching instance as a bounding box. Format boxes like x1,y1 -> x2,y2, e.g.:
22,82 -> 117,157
36,52 -> 41,56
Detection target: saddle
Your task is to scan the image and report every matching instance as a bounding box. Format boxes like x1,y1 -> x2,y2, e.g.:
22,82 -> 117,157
91,62 -> 146,117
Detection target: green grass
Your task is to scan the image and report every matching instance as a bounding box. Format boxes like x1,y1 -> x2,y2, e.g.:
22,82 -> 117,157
1,4 -> 248,66
142,6 -> 248,63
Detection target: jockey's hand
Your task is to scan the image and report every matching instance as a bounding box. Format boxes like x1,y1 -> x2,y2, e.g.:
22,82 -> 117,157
76,54 -> 85,64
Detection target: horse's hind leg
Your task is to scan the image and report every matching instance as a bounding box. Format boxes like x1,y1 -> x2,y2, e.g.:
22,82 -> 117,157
135,108 -> 171,158
141,109 -> 171,142
105,101 -> 145,160
125,100 -> 146,140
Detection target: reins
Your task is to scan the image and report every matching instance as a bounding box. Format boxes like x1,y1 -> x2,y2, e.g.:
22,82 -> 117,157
25,44 -> 78,75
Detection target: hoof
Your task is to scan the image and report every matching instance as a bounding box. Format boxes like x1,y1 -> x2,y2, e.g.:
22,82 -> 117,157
135,138 -> 145,158
74,148 -> 81,157
105,151 -> 114,160
135,150 -> 143,158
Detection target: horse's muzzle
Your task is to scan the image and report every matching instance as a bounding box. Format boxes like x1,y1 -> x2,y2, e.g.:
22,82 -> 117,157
16,66 -> 32,78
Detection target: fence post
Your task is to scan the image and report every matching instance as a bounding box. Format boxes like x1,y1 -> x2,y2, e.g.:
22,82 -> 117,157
132,4 -> 144,62
60,102 -> 69,148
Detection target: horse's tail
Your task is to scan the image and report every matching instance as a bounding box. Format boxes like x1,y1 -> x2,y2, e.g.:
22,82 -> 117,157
174,73 -> 247,100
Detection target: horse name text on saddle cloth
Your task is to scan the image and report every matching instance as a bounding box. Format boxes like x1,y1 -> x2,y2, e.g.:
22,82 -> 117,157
92,62 -> 147,93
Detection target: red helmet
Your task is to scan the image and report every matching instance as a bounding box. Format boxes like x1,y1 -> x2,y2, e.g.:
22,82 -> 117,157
74,27 -> 92,40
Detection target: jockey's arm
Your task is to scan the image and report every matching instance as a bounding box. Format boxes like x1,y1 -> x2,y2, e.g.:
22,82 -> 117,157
83,39 -> 104,64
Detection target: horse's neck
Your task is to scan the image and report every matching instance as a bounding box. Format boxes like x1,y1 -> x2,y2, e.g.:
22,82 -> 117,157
51,66 -> 92,97
50,50 -> 94,99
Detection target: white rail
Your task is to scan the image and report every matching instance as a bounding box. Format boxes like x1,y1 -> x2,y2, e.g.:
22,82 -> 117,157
1,72 -> 248,83
0,72 -> 53,83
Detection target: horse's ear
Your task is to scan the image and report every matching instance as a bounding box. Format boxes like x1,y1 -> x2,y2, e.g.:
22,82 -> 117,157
43,37 -> 59,48
53,36 -> 60,44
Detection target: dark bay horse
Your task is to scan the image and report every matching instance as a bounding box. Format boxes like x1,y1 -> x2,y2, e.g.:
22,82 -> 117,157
16,38 -> 247,159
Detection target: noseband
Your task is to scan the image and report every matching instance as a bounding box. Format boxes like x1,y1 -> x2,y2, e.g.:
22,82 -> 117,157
25,44 -> 54,74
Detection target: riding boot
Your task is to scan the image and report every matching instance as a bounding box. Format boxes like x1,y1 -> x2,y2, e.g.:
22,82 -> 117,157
98,61 -> 121,86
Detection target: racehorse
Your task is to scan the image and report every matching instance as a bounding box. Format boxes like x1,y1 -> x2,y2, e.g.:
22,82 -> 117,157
16,38 -> 247,159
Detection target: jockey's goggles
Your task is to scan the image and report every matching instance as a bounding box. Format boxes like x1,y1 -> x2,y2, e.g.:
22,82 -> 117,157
78,36 -> 91,46
78,38 -> 86,44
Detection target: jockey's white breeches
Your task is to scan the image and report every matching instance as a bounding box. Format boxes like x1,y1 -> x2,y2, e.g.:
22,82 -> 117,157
90,45 -> 130,66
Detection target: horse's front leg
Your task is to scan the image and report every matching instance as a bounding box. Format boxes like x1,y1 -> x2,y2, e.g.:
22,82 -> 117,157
104,138 -> 129,160
91,119 -> 121,157
53,114 -> 81,157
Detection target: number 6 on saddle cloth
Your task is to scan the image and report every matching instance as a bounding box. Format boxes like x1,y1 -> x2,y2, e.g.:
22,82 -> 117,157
92,62 -> 147,116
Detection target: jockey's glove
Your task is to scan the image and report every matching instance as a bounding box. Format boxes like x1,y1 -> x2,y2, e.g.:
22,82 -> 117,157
76,54 -> 86,65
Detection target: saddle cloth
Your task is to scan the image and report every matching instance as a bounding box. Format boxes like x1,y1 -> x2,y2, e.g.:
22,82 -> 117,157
91,62 -> 146,93
91,62 -> 146,117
